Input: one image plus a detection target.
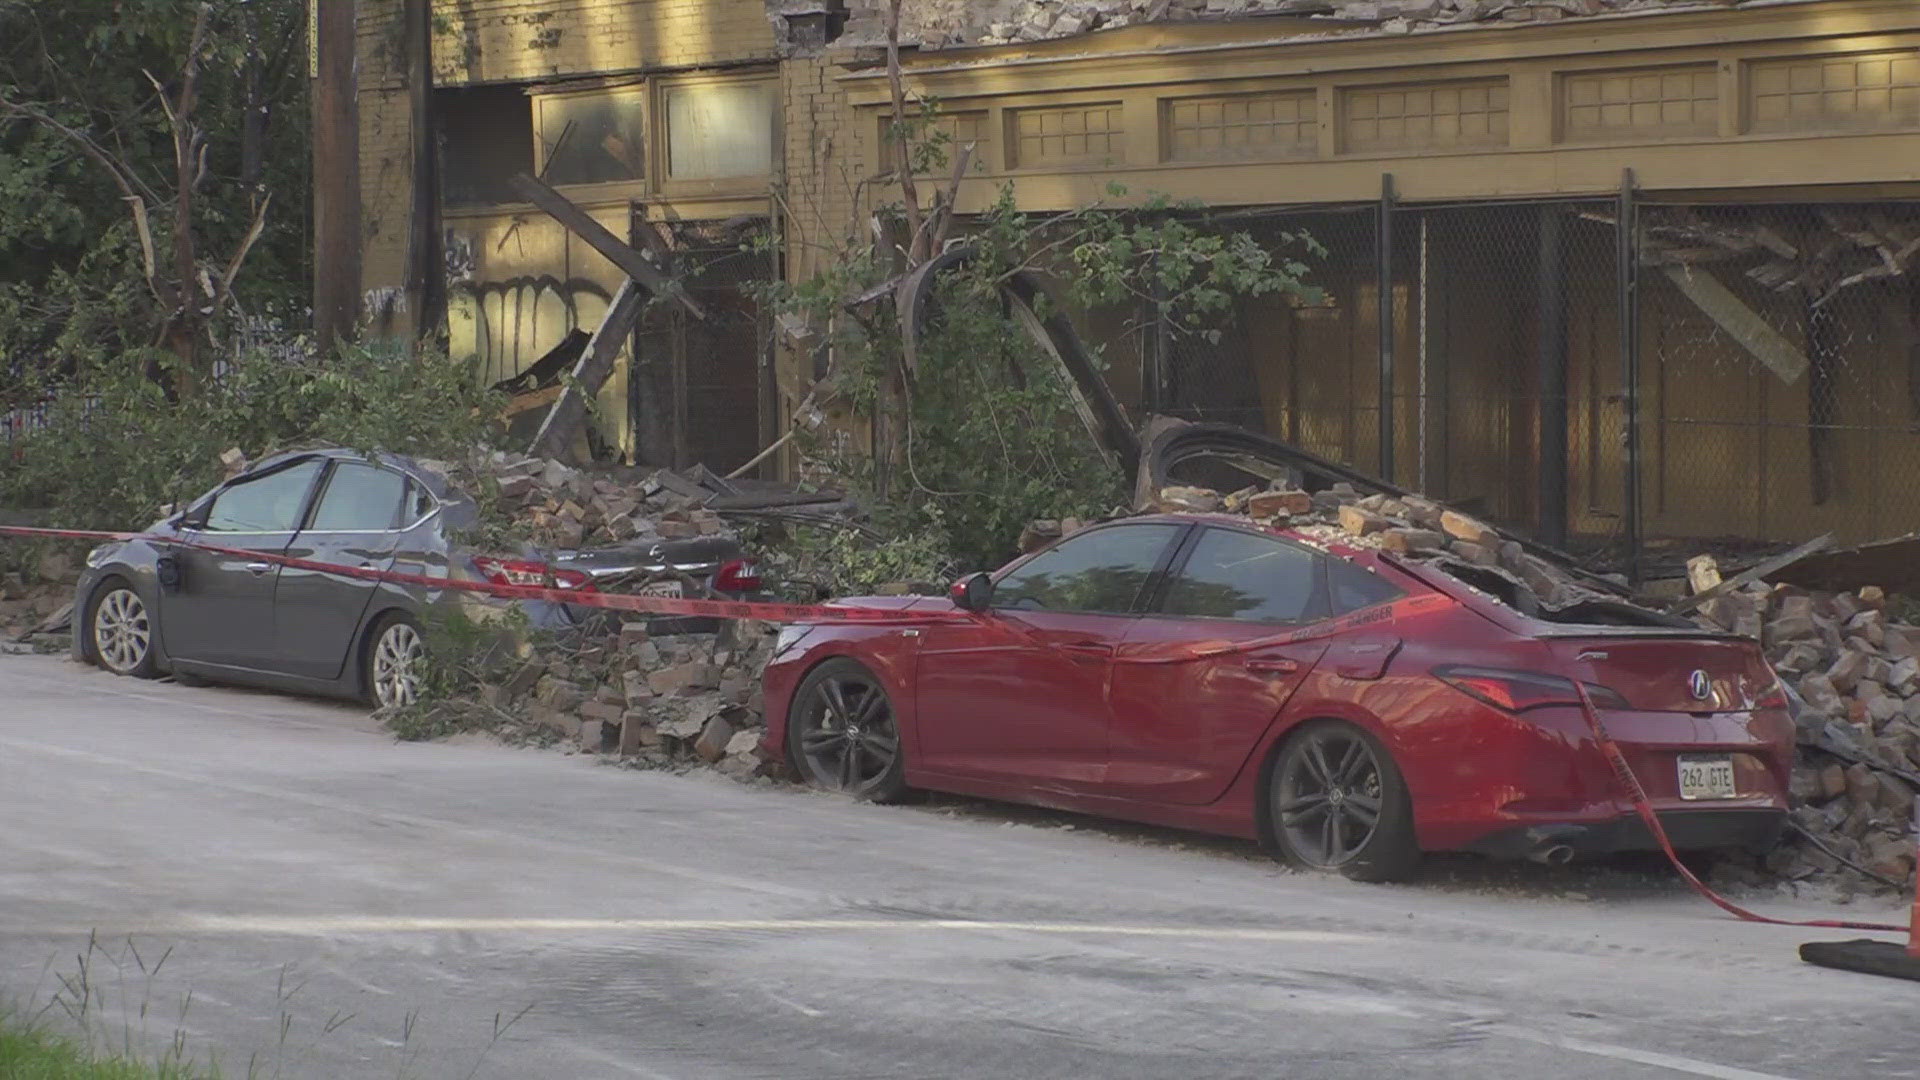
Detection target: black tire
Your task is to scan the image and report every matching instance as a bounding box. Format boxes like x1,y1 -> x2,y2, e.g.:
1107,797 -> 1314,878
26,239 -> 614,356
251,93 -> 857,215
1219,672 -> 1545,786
363,612 -> 426,710
787,657 -> 910,803
1267,719 -> 1420,883
85,578 -> 159,679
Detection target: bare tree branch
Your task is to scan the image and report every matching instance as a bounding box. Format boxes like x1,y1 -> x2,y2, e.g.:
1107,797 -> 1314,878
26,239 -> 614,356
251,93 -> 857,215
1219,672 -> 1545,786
884,0 -> 926,266
0,95 -> 161,206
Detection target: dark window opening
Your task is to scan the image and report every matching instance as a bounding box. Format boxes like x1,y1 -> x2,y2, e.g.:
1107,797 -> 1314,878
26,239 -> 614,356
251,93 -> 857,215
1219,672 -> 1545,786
438,85 -> 535,207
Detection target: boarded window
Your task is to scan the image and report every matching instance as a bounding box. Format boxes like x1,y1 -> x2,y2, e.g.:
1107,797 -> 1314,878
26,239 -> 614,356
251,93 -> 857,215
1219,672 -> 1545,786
438,85 -> 534,206
1749,52 -> 1920,132
538,88 -> 648,187
876,109 -> 991,175
1008,102 -> 1125,168
1341,80 -> 1509,153
1562,65 -> 1718,141
1166,90 -> 1317,162
663,80 -> 776,181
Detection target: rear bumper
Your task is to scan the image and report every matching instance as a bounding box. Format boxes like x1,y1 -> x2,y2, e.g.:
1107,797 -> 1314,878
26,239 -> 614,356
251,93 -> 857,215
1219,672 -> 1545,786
1463,807 -> 1787,860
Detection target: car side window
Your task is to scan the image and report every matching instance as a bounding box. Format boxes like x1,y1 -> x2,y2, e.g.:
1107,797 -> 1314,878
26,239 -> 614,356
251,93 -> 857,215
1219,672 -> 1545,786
203,459 -> 325,533
308,462 -> 408,532
1328,558 -> 1405,615
993,524 -> 1180,614
403,479 -> 436,526
1160,528 -> 1325,624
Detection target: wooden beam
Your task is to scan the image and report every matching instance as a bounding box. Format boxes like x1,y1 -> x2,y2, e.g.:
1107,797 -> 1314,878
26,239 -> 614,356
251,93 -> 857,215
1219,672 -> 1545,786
507,173 -> 706,322
1665,534 -> 1834,617
530,279 -> 647,459
1660,265 -> 1809,384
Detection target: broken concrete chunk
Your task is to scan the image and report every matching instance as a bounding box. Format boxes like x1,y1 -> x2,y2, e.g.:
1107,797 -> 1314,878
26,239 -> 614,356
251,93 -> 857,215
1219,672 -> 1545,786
1379,528 -> 1445,555
1439,510 -> 1495,545
1799,672 -> 1844,717
1246,489 -> 1313,519
694,714 -> 736,763
1401,497 -> 1444,530
579,699 -> 625,724
1686,554 -> 1722,595
1819,763 -> 1849,801
1826,650 -> 1870,695
649,662 -> 721,696
1155,486 -> 1223,513
1337,505 -> 1391,537
1888,656 -> 1920,698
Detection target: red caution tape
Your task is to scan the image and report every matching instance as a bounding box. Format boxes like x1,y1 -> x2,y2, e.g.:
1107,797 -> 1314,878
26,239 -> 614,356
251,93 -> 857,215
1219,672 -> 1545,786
1573,682 -> 1907,934
9,524 -> 1913,931
0,525 -> 969,627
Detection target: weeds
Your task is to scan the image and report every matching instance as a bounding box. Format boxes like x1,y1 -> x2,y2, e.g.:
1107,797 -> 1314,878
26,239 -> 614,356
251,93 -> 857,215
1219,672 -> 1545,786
9,936 -> 536,1079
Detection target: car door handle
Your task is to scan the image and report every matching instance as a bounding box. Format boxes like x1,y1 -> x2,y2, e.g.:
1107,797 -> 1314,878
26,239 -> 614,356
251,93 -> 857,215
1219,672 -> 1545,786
1056,640 -> 1114,659
245,562 -> 274,576
1243,657 -> 1300,675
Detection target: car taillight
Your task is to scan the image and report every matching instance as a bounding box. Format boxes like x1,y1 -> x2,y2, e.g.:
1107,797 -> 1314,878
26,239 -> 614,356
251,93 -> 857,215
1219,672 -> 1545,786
473,557 -> 597,592
1755,675 -> 1789,711
715,558 -> 762,593
1434,665 -> 1628,713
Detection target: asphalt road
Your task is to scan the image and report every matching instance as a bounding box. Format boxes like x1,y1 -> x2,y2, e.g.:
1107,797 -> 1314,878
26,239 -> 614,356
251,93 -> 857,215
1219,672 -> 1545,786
0,654 -> 1914,1080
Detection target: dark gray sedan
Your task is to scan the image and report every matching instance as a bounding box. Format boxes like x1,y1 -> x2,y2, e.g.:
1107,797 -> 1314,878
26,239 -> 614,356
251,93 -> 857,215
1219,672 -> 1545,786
72,448 -> 760,708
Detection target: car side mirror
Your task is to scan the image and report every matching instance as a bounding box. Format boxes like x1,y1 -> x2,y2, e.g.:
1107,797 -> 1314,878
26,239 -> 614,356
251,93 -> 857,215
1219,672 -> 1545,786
951,572 -> 995,614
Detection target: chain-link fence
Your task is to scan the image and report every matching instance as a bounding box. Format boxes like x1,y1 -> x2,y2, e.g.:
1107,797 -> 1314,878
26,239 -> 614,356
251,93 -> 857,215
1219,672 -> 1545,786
1144,189 -> 1920,581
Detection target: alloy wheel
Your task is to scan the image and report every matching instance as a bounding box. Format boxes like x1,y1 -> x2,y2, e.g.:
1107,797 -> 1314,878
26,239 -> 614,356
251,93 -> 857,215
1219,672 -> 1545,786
1275,726 -> 1387,869
796,671 -> 900,795
371,621 -> 424,709
92,588 -> 151,675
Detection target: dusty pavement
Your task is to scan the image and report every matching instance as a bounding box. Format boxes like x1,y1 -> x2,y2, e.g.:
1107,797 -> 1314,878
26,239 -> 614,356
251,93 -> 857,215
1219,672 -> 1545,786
0,655 -> 1914,1080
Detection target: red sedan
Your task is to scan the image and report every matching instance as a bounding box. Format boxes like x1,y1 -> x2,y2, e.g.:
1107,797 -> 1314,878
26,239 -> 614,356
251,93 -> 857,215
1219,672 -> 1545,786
760,515 -> 1793,881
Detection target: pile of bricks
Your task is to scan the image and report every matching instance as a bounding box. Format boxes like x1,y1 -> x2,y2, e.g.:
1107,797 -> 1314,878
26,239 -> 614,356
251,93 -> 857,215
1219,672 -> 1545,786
487,617 -> 780,778
468,452 -> 738,550
1726,585 -> 1920,889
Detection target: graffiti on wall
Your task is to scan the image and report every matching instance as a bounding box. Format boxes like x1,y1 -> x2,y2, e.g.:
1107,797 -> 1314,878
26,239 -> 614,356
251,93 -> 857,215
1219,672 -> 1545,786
449,276 -> 616,387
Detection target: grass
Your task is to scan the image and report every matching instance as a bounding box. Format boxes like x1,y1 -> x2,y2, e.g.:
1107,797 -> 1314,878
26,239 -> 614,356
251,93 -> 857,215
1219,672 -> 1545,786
0,1018 -> 207,1079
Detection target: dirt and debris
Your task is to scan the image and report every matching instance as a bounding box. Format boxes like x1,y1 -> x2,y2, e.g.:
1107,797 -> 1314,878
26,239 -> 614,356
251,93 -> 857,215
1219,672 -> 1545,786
461,448 -> 851,552
466,618 -> 781,781
1722,577 -> 1920,892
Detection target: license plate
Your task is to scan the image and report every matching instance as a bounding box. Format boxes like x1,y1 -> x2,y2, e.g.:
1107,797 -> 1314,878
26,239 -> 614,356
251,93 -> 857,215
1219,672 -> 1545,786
1677,754 -> 1737,801
638,580 -> 684,599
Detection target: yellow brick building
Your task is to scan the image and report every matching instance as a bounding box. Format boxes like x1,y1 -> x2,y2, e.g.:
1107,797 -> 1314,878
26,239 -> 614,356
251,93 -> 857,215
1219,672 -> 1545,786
352,0 -> 1920,561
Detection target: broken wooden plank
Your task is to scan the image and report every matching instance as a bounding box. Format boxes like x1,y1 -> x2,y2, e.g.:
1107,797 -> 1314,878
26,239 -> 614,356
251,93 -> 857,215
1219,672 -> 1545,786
1665,534 -> 1835,617
508,173 -> 706,322
530,278 -> 646,459
1661,265 -> 1809,384
499,384 -> 564,420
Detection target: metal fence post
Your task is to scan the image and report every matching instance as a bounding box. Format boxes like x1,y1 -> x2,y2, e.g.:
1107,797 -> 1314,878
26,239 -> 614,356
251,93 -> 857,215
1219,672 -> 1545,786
1378,174 -> 1397,483
1537,204 -> 1569,549
1617,169 -> 1643,585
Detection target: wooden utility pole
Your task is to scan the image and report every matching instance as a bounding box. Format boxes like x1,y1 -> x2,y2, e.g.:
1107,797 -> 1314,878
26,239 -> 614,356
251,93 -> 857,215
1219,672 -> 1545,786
403,0 -> 444,344
312,0 -> 360,352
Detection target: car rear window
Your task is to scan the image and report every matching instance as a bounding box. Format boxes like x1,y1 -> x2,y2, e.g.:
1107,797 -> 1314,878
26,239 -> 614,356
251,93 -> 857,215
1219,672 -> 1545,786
308,462 -> 407,532
1161,528 -> 1324,624
1329,558 -> 1405,614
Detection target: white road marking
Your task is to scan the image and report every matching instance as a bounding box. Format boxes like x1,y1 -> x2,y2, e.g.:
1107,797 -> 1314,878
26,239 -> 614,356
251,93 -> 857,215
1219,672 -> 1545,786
1498,1025 -> 1804,1080
765,992 -> 826,1018
6,914 -> 1370,945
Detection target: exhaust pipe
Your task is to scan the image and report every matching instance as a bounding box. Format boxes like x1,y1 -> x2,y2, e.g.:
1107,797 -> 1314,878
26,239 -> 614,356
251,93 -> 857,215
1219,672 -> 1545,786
1527,844 -> 1576,866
